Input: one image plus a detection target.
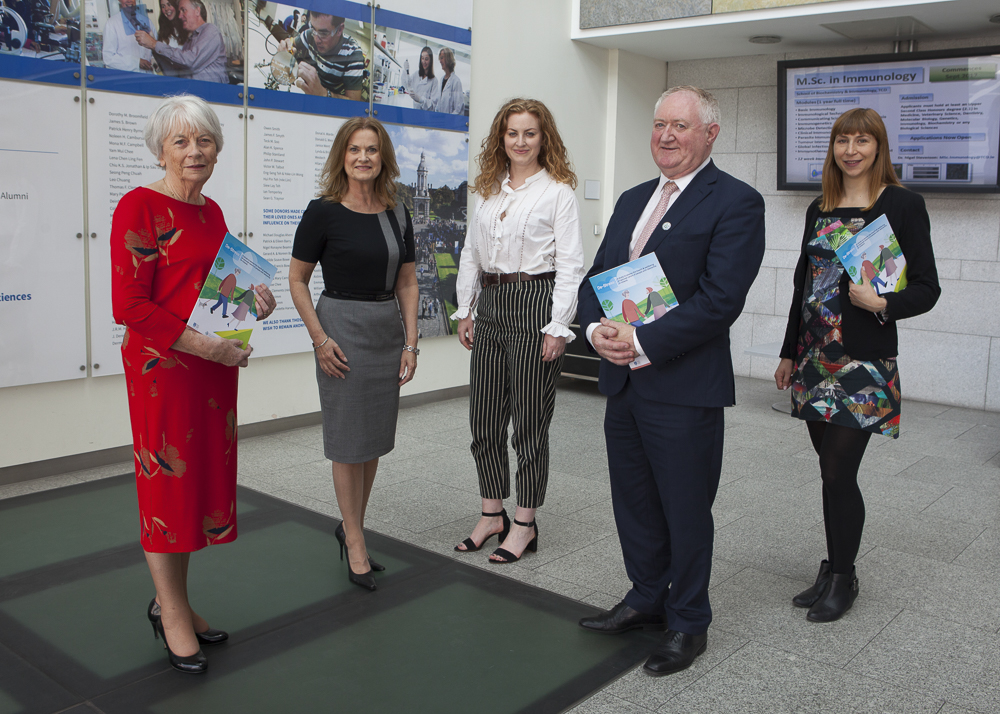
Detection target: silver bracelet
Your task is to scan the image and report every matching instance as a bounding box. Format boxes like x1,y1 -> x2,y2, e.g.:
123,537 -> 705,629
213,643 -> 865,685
313,337 -> 329,350
403,344 -> 420,356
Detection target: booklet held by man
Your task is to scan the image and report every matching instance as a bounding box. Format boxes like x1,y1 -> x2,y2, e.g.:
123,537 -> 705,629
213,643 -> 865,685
187,233 -> 277,348
588,253 -> 679,370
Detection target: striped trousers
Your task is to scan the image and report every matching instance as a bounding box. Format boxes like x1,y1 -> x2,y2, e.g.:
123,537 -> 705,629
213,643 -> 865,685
469,279 -> 562,508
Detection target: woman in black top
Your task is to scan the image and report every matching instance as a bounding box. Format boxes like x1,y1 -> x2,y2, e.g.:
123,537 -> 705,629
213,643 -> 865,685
289,117 -> 418,592
774,108 -> 940,622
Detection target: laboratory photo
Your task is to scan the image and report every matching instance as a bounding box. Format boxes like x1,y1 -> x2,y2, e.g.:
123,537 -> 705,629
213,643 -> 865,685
371,25 -> 470,117
0,0 -> 84,63
84,0 -> 245,84
248,1 -> 370,102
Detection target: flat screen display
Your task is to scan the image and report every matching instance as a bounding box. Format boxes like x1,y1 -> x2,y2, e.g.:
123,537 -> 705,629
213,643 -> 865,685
778,47 -> 1000,193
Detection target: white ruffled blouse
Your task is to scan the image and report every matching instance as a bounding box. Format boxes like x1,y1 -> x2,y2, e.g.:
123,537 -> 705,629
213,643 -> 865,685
451,169 -> 585,341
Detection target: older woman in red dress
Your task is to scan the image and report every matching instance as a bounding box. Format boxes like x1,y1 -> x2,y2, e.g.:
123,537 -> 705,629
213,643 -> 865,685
111,94 -> 276,673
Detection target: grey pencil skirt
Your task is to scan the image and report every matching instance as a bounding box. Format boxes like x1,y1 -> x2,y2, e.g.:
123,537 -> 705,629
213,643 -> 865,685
315,294 -> 404,463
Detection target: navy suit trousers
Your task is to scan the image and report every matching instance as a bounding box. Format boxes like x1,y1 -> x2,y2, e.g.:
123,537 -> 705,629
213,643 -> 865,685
605,379 -> 724,635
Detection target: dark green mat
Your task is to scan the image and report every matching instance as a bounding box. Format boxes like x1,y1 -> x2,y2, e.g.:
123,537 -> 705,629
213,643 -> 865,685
0,476 -> 657,714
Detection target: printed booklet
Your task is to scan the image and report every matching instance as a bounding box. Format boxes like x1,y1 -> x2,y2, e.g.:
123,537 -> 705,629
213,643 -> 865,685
188,233 -> 276,347
825,214 -> 907,295
587,253 -> 678,370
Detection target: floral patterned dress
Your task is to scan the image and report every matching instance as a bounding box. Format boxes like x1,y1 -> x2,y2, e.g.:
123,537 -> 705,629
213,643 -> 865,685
790,210 -> 901,439
111,187 -> 239,552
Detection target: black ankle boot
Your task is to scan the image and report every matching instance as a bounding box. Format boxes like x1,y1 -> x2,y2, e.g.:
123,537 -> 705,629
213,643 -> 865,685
807,568 -> 858,622
792,560 -> 831,608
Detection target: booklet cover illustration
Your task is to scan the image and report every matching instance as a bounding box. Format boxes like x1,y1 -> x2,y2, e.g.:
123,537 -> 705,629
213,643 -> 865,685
188,233 -> 276,347
825,214 -> 907,295
587,253 -> 678,370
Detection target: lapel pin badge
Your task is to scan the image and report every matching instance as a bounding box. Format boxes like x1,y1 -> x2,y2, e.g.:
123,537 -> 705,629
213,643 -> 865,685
662,222 -> 671,231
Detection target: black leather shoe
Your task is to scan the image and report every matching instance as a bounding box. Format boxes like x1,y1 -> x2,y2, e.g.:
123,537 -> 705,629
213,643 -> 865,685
151,614 -> 207,674
194,628 -> 229,645
578,601 -> 666,635
643,630 -> 707,677
792,560 -> 831,608
149,598 -> 228,645
807,568 -> 858,622
335,522 -> 384,571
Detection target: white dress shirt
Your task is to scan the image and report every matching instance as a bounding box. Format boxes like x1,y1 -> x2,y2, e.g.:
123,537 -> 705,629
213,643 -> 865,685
451,169 -> 585,341
586,156 -> 712,354
103,14 -> 154,73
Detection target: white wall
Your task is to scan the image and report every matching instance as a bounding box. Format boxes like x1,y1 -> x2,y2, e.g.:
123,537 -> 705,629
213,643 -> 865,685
670,35 -> 1000,409
471,0 -> 611,266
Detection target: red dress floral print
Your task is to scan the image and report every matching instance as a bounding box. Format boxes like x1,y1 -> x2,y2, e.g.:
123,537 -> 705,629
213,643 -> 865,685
111,187 -> 239,553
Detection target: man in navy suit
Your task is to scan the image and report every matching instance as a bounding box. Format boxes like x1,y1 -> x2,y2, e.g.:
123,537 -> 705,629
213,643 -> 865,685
577,86 -> 765,676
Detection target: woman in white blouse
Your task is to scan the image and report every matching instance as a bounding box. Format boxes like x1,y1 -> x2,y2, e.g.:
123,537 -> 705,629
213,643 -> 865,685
452,98 -> 585,563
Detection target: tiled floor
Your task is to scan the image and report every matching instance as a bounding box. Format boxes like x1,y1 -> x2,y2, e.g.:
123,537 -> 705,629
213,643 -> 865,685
4,376 -> 999,714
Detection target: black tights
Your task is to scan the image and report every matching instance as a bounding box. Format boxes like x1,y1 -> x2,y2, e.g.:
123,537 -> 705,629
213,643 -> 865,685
806,421 -> 871,574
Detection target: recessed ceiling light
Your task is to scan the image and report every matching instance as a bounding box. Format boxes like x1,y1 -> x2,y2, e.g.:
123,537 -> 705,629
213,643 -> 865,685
749,35 -> 782,44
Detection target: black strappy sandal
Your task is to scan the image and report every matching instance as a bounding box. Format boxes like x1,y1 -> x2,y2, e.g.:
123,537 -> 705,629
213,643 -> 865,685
454,509 -> 511,552
489,518 -> 538,564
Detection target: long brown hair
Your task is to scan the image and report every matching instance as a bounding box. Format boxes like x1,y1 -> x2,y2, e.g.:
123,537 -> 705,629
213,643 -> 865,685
318,117 -> 399,209
157,0 -> 189,45
472,98 -> 577,196
820,108 -> 901,212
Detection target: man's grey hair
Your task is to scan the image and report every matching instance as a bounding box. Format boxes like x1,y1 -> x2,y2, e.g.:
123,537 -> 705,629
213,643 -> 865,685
144,94 -> 224,162
654,86 -> 721,126
181,0 -> 208,21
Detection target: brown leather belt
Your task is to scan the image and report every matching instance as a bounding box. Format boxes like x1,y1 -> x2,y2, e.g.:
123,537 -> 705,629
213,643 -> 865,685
481,271 -> 556,287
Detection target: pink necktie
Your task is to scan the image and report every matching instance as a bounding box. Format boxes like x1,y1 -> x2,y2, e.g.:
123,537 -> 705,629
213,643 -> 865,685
631,181 -> 678,260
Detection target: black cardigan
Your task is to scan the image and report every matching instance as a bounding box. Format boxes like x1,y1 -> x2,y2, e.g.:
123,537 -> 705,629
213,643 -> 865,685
779,185 -> 941,362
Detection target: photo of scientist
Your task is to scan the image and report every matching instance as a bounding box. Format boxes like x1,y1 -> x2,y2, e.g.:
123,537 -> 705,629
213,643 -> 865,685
135,0 -> 226,82
369,25 -> 470,117
102,0 -> 154,73
276,11 -> 366,100
247,3 -> 371,101
84,0 -> 243,84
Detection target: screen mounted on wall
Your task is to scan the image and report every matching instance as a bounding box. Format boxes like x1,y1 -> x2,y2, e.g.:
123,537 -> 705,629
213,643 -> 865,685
778,47 -> 1000,193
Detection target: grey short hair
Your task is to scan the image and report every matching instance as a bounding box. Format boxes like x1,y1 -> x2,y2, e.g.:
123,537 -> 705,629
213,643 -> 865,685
181,0 -> 208,21
144,94 -> 224,163
654,86 -> 721,126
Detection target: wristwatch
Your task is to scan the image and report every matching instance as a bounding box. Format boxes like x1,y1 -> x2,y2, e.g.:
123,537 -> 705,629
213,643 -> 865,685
403,344 -> 420,356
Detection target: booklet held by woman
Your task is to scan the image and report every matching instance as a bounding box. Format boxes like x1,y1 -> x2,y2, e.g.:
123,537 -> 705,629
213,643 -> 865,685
187,233 -> 276,348
588,253 -> 679,370
826,214 -> 908,295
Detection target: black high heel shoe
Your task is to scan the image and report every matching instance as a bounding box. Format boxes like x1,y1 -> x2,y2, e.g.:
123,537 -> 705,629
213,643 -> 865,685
148,598 -> 228,646
148,605 -> 207,674
455,509 -> 511,552
334,525 -> 377,591
489,518 -> 538,564
335,523 -> 384,571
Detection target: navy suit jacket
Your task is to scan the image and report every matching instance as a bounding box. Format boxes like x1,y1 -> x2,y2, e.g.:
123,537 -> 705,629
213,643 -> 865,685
578,160 -> 766,408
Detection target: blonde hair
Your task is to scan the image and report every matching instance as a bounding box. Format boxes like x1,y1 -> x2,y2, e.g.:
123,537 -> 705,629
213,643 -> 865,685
318,117 -> 399,209
820,108 -> 901,212
438,46 -> 456,73
472,98 -> 577,196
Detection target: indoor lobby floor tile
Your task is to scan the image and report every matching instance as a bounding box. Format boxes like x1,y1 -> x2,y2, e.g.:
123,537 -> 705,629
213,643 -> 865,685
3,376 -> 999,714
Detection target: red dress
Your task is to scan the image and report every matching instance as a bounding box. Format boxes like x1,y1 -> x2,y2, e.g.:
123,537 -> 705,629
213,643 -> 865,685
111,187 -> 239,553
